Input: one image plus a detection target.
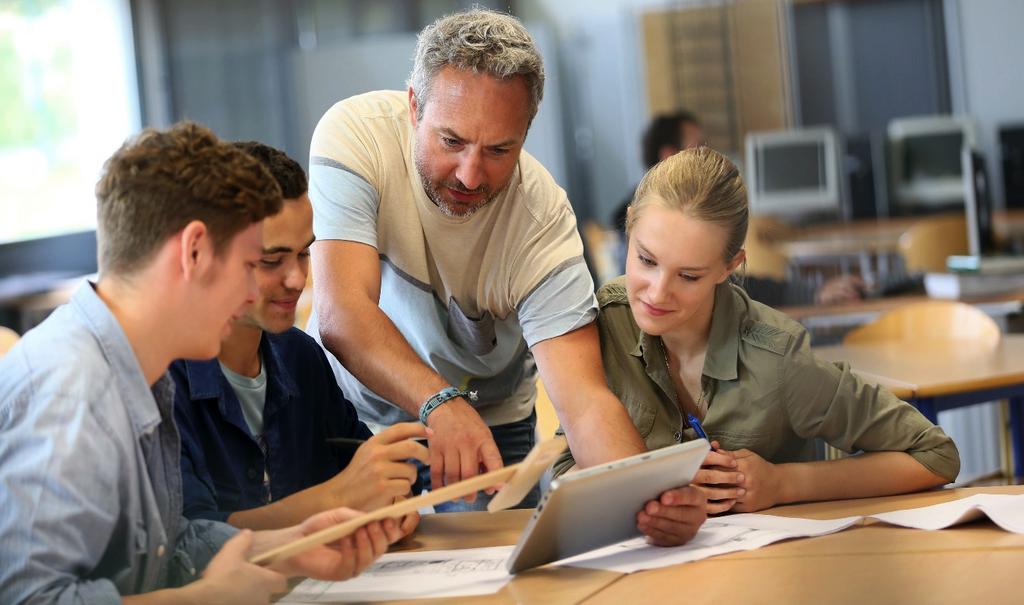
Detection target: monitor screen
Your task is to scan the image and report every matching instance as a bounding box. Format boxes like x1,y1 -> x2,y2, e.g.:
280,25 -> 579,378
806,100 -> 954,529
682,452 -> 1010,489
745,127 -> 842,218
760,142 -> 827,193
903,132 -> 964,181
887,115 -> 974,209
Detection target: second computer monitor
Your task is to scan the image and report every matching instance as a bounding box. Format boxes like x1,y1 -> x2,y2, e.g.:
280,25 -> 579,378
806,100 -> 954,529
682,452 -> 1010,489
745,127 -> 843,220
888,115 -> 976,211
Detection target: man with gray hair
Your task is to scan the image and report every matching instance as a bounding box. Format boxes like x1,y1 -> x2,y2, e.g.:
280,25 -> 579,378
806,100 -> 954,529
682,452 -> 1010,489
307,8 -> 705,544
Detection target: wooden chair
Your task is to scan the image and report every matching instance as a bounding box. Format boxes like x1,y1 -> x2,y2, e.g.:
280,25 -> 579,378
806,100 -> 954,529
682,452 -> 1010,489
843,299 -> 1000,352
0,326 -> 19,359
582,221 -> 623,287
744,214 -> 792,280
833,300 -> 1000,462
295,289 -> 314,331
294,270 -> 315,331
898,214 -> 969,274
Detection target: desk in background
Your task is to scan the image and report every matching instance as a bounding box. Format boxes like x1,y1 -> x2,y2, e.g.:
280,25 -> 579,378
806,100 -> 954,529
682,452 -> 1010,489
776,218 -> 914,259
772,217 -> 918,284
814,334 -> 1024,477
781,291 -> 1024,344
0,272 -> 86,333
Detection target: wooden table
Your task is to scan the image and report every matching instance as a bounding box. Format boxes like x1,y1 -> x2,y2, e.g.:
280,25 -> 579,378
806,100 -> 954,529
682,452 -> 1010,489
307,487 -> 1024,604
776,218 -> 914,259
814,334 -> 1024,476
582,486 -> 1024,605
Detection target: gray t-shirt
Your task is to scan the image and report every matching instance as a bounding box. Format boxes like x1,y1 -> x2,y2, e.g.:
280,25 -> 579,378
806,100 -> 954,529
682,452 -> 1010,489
219,357 -> 267,438
308,90 -> 598,428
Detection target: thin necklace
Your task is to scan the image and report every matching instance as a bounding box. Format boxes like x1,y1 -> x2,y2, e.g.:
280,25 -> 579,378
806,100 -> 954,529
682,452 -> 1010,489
659,337 -> 708,419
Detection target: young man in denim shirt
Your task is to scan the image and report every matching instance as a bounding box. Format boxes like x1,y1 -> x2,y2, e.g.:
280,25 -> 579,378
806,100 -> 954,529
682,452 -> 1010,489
0,123 -> 402,605
171,142 -> 427,532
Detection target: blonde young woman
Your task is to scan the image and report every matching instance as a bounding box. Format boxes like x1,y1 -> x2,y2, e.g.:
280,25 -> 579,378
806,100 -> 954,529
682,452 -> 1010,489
554,147 -> 959,513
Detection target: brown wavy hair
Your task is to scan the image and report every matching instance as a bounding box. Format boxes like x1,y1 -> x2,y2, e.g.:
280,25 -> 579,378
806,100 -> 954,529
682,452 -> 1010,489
95,121 -> 283,275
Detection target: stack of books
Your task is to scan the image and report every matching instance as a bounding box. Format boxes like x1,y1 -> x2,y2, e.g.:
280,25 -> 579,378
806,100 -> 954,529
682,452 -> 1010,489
924,255 -> 1024,299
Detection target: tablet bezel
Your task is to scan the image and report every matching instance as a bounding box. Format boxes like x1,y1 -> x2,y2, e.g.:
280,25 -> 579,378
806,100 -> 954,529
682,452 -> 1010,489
506,439 -> 710,573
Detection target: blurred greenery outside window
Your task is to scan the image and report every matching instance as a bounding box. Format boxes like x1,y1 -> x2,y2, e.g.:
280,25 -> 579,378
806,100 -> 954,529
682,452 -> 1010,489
0,0 -> 138,244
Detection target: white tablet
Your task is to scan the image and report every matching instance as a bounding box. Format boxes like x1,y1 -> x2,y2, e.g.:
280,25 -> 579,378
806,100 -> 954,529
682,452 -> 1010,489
506,439 -> 709,573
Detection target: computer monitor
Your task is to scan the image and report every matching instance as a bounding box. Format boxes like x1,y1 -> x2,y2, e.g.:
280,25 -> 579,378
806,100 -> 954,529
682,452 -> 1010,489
745,127 -> 843,219
888,115 -> 976,211
1000,124 -> 1024,209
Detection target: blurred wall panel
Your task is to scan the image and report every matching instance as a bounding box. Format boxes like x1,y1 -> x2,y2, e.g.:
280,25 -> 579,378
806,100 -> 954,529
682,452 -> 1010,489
156,0 -> 299,157
641,0 -> 790,155
791,0 -> 950,134
845,0 -> 949,132
730,0 -> 793,137
519,1 -> 655,227
290,33 -> 415,164
790,3 -> 836,128
946,0 -> 1024,209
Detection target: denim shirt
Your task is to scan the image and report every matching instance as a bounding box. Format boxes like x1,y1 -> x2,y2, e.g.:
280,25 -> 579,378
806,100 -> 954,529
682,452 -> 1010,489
0,282 -> 235,604
170,328 -> 372,522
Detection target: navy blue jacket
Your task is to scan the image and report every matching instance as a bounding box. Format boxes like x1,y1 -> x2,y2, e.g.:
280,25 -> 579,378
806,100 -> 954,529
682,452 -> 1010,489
170,327 -> 372,522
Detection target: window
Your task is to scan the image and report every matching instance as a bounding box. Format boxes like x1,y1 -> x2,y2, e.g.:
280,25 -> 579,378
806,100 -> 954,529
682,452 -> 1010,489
0,0 -> 139,244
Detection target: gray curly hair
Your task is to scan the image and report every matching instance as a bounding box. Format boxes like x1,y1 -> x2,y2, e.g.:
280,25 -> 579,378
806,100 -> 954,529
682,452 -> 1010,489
408,8 -> 545,128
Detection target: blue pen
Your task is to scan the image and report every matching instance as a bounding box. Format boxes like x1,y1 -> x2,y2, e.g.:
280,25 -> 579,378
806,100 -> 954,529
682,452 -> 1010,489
686,413 -> 714,448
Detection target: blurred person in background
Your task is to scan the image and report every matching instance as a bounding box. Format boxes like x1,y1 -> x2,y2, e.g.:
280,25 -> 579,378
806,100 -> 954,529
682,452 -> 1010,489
613,112 -> 865,307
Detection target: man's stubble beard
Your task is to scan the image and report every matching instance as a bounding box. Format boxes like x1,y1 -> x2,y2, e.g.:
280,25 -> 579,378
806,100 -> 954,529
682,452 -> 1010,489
413,147 -> 506,219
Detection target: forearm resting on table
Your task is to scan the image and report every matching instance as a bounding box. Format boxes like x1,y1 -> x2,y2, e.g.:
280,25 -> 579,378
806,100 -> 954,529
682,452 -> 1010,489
778,451 -> 949,504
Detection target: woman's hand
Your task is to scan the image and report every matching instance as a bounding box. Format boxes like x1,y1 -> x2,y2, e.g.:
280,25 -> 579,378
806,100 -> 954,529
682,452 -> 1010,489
636,485 -> 707,546
691,442 -> 745,514
728,449 -> 784,512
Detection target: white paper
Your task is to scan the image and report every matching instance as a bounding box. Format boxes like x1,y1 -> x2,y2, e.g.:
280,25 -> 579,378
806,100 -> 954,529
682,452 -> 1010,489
278,546 -> 514,603
870,494 -> 1024,533
558,514 -> 861,573
711,512 -> 863,535
558,493 -> 1024,574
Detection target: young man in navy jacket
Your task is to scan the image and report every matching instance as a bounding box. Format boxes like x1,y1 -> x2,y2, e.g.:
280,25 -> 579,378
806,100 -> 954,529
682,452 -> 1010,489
171,142 -> 427,532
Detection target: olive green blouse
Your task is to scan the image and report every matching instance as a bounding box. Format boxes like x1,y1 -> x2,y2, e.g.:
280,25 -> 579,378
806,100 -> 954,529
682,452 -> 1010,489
552,277 -> 960,481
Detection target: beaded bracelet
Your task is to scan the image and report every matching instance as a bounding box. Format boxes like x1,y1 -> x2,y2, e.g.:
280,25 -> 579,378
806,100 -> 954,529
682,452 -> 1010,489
418,386 -> 478,424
